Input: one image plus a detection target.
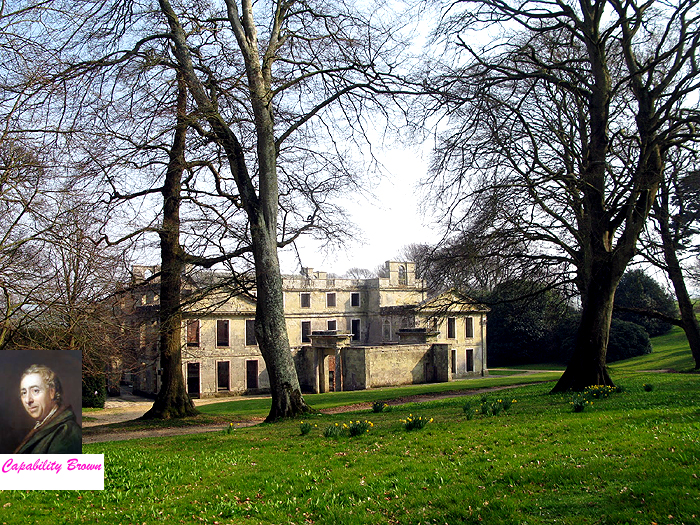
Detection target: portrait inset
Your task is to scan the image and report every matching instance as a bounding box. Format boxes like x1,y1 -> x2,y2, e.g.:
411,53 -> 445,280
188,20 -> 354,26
0,351 -> 82,454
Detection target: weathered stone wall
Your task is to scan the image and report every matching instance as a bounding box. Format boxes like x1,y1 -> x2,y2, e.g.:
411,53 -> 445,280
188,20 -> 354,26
366,344 -> 434,387
180,316 -> 269,397
292,346 -> 316,393
338,347 -> 368,391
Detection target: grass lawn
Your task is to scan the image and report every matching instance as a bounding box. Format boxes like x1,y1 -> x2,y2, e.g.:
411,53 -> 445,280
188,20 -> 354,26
3,332 -> 698,524
196,373 -> 563,420
610,326 -> 698,373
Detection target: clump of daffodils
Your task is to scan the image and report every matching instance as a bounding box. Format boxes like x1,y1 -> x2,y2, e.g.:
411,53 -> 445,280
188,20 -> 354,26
323,422 -> 344,438
348,419 -> 373,436
299,421 -> 315,435
400,414 -> 433,431
570,393 -> 593,413
372,401 -> 389,413
585,385 -> 618,399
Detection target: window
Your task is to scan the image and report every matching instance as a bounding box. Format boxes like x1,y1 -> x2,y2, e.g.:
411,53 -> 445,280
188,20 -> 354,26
451,349 -> 457,374
217,319 -> 230,347
326,292 -> 336,308
186,319 -> 200,347
300,292 -> 311,308
186,362 -> 200,397
351,319 -> 361,341
351,292 -> 360,307
327,319 -> 337,331
466,349 -> 474,372
465,317 -> 474,338
246,360 -> 259,389
447,317 -> 456,339
398,264 -> 407,285
217,361 -> 230,391
382,319 -> 392,341
245,319 -> 257,346
301,321 -> 311,343
429,317 -> 439,332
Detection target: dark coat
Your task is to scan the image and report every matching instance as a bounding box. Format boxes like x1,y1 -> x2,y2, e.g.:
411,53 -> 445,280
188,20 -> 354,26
14,405 -> 82,454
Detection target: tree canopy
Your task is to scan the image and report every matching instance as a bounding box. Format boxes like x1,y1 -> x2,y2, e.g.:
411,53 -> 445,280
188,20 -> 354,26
424,0 -> 700,390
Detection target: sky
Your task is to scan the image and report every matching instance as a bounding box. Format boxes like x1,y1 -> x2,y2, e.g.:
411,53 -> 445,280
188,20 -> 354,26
278,146 -> 439,276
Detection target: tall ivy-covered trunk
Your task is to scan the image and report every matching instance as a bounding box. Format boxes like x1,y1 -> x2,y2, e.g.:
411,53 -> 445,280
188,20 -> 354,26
142,74 -> 197,419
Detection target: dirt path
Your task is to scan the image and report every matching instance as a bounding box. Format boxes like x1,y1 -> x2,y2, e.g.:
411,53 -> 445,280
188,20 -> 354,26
82,379 -> 550,444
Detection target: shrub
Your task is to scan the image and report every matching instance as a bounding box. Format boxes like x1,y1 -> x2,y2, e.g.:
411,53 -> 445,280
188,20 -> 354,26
82,373 -> 107,408
606,319 -> 653,362
614,269 -> 676,336
401,414 -> 433,431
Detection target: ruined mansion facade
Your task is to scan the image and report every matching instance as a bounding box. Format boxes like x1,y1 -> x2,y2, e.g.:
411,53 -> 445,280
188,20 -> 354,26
124,261 -> 488,398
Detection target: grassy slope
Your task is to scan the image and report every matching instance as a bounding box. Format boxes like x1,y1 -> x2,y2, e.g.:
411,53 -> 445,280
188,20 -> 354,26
610,325 -> 697,373
3,331 -> 698,524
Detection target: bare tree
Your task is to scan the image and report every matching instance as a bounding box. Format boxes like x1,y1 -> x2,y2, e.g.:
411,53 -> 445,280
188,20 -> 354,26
427,0 -> 700,391
0,140 -> 52,349
344,268 -> 378,279
152,0 -> 412,419
8,0 -> 416,420
641,150 -> 700,368
6,195 -> 139,401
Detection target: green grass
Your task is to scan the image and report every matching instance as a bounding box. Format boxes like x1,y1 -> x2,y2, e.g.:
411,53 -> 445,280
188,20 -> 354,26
197,373 -> 562,418
4,372 -> 699,524
10,329 -> 696,524
611,326 -> 698,373
490,363 -> 567,372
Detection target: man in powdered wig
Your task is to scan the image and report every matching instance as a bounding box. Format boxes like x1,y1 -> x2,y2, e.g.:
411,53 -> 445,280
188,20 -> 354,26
14,364 -> 81,454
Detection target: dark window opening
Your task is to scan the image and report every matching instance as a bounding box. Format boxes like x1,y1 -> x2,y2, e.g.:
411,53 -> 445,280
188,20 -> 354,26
246,360 -> 259,389
326,292 -> 336,308
186,320 -> 200,347
300,293 -> 311,308
327,319 -> 337,331
301,321 -> 311,343
217,319 -> 230,347
466,317 -> 474,338
351,319 -> 361,341
351,292 -> 360,307
245,319 -> 257,346
447,317 -> 456,339
187,362 -> 200,398
466,349 -> 474,372
217,361 -> 230,391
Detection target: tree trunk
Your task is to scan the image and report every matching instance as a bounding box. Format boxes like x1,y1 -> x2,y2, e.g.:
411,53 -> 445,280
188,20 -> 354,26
142,74 -> 197,419
251,212 -> 311,421
656,201 -> 700,369
552,268 -> 616,392
157,0 -> 310,420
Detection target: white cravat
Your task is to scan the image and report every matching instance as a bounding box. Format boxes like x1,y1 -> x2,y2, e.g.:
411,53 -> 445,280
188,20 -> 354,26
33,405 -> 59,429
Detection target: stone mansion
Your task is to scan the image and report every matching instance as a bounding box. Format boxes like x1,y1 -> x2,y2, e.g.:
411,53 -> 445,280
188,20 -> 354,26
124,261 -> 488,398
